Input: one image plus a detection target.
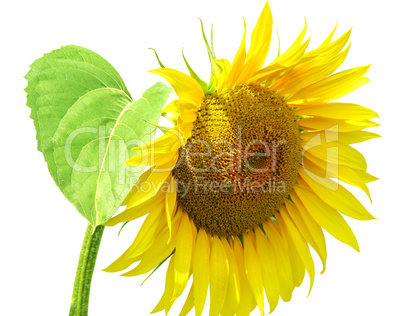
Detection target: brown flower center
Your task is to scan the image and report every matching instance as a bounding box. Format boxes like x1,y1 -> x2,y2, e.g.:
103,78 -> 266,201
173,84 -> 301,237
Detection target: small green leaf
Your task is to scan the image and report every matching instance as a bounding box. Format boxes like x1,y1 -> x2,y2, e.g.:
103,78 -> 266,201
198,19 -> 221,94
144,120 -> 171,134
141,250 -> 175,285
149,48 -> 166,68
276,29 -> 281,57
25,45 -> 172,227
182,48 -> 209,93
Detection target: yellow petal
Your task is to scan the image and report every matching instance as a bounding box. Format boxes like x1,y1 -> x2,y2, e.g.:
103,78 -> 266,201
237,2 -> 273,84
129,127 -> 182,153
301,130 -> 381,145
288,65 -> 370,104
126,127 -> 184,166
165,177 -> 177,243
126,166 -> 172,209
293,186 -> 360,251
355,168 -> 378,183
318,22 -> 338,47
303,140 -> 367,171
152,255 -> 176,314
278,209 -> 315,294
275,43 -> 350,95
249,61 -> 284,84
285,199 -> 327,273
300,168 -> 375,220
121,168 -> 152,206
270,18 -> 308,67
103,210 -> 174,273
225,20 -> 247,89
105,194 -> 164,226
126,149 -> 178,167
285,230 -> 306,288
116,204 -> 164,259
338,131 -> 381,144
243,233 -> 265,316
304,27 -> 351,59
233,237 -> 257,316
279,39 -> 311,69
193,229 -> 211,316
295,102 -> 378,120
263,220 -> 294,302
220,310 -> 236,316
179,284 -> 194,316
255,228 -> 280,313
149,68 -> 205,104
162,99 -> 198,123
298,117 -> 378,132
274,215 -> 306,288
221,238 -> 241,315
121,211 -> 182,276
210,237 -> 230,316
304,150 -> 378,184
292,193 -> 329,250
304,155 -> 373,200
215,58 -> 232,92
172,213 -> 194,300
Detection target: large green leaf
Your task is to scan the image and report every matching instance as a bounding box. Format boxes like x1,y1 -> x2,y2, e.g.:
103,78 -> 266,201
25,45 -> 171,227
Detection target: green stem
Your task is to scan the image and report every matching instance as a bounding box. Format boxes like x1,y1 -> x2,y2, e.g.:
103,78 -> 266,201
69,224 -> 104,316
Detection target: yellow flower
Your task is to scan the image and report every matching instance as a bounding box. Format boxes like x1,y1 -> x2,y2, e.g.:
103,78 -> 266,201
104,2 -> 379,315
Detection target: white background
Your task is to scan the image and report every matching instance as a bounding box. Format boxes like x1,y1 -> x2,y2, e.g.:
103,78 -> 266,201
1,0 -> 401,315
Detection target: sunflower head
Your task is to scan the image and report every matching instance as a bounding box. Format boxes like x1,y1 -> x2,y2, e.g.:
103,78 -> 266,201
105,2 -> 379,315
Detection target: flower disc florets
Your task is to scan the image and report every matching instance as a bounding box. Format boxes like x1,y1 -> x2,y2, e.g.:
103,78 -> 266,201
173,83 -> 302,237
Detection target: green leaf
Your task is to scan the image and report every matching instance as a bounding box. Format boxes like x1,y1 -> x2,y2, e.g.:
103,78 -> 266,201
198,19 -> 221,94
149,48 -> 166,68
182,49 -> 209,93
25,45 -> 172,227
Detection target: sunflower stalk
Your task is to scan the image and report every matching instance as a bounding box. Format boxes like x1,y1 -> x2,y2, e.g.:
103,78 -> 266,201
69,224 -> 104,316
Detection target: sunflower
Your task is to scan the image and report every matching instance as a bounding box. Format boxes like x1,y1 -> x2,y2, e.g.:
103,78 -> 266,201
104,2 -> 379,315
